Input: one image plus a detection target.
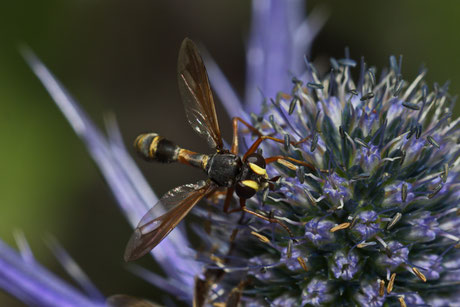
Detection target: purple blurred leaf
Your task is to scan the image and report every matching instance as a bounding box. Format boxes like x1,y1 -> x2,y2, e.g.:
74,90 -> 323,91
0,239 -> 105,307
21,47 -> 200,300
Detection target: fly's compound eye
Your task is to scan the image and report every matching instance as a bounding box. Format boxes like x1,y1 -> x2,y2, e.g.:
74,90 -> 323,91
235,180 -> 258,199
246,153 -> 266,168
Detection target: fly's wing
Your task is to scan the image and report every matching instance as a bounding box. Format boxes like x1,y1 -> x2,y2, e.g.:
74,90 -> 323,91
124,180 -> 214,261
177,38 -> 224,150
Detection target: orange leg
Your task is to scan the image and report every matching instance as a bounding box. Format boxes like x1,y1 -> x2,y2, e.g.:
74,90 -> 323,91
230,117 -> 310,158
231,117 -> 263,155
223,187 -> 235,213
239,198 -> 294,238
243,135 -> 310,161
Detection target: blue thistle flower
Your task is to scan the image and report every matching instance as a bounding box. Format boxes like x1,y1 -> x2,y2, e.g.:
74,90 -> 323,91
1,0 -> 459,306
193,5 -> 460,307
196,51 -> 460,305
329,249 -> 361,281
196,51 -> 460,304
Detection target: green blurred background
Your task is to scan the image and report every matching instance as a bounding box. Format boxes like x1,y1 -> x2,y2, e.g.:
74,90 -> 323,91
0,0 -> 459,305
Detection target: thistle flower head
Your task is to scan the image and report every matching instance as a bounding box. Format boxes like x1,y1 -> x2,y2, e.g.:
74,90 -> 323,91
195,55 -> 460,306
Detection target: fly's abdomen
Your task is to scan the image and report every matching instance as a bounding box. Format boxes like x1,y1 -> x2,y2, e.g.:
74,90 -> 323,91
134,133 -> 180,163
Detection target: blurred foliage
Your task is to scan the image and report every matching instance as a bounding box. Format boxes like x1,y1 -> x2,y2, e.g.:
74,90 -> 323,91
0,0 -> 459,305
310,0 -> 460,115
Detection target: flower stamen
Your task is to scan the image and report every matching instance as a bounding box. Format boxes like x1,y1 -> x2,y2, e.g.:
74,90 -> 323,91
401,183 -> 407,202
378,279 -> 385,297
277,159 -> 298,171
387,272 -> 396,294
296,257 -> 308,272
250,231 -> 270,244
387,213 -> 402,230
330,222 -> 351,233
398,295 -> 407,307
210,254 -> 225,266
286,240 -> 293,259
412,267 -> 427,282
357,241 -> 376,249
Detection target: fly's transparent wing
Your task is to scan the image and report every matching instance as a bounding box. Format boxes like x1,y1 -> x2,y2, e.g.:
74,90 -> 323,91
177,38 -> 223,150
124,180 -> 214,261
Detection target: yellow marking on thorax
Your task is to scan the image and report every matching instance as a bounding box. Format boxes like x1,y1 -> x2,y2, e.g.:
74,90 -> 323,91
249,163 -> 268,178
241,180 -> 259,191
148,135 -> 161,158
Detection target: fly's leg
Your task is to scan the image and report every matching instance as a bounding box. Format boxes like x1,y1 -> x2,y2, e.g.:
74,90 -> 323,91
243,135 -> 310,161
239,199 -> 294,238
230,117 -> 263,155
230,117 -> 309,158
223,187 -> 235,213
223,195 -> 296,237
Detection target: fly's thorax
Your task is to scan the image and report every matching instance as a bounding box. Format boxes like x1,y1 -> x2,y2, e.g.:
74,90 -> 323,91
206,153 -> 242,187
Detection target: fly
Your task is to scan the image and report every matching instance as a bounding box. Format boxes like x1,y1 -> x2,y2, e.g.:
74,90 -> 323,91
124,38 -> 313,262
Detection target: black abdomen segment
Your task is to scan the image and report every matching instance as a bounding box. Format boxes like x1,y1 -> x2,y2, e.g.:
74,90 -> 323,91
134,133 -> 179,163
134,133 -> 209,169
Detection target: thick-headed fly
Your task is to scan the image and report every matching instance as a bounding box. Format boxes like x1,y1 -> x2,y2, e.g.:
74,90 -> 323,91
124,38 -> 312,262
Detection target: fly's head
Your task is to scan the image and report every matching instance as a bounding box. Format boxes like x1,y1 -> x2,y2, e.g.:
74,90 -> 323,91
235,153 -> 270,199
